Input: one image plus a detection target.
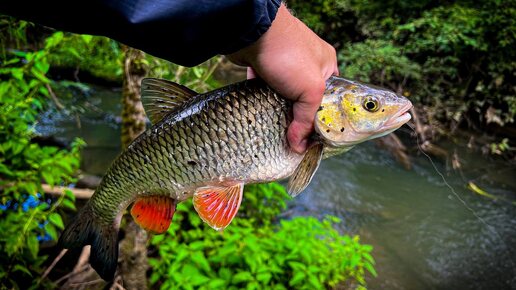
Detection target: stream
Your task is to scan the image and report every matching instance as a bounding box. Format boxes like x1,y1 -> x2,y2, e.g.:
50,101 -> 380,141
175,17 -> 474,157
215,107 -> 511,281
36,83 -> 516,290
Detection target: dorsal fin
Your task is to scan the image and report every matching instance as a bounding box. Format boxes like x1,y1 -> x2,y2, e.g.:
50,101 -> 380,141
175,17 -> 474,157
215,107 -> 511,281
140,78 -> 198,124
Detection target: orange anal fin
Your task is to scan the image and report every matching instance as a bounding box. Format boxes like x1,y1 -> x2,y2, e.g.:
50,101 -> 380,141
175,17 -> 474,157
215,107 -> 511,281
193,183 -> 244,231
130,195 -> 176,234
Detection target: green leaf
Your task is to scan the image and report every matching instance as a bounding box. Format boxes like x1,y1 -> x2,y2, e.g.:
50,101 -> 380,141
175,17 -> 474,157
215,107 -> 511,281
81,34 -> 93,43
30,67 -> 50,83
363,252 -> 375,265
208,279 -> 227,289
64,189 -> 75,201
150,272 -> 161,284
174,248 -> 190,263
191,251 -> 211,273
23,183 -> 37,196
246,281 -> 259,290
245,254 -> 259,273
0,163 -> 14,177
189,240 -> 204,250
45,223 -> 58,241
219,268 -> 232,281
62,199 -> 76,211
57,159 -> 73,173
193,67 -> 203,78
181,263 -> 200,277
364,262 -> 378,277
350,253 -> 360,268
233,271 -> 254,283
48,213 -> 64,229
190,273 -> 210,286
288,261 -> 306,271
11,68 -> 24,80
41,171 -> 55,186
45,31 -> 64,48
256,272 -> 272,284
13,264 -> 32,277
66,47 -> 82,59
32,98 -> 43,110
11,141 -> 25,155
34,60 -> 50,74
308,274 -> 323,289
27,235 -> 39,258
289,271 -> 305,286
152,234 -> 165,244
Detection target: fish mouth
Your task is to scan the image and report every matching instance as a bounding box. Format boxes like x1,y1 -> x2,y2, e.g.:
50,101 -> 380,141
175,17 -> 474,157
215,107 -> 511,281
381,101 -> 413,131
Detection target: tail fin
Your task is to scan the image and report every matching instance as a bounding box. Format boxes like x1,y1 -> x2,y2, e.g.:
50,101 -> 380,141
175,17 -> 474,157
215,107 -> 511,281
58,204 -> 119,281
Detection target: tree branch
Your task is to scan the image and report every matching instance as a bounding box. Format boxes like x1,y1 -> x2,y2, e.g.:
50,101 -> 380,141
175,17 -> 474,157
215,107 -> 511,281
41,184 -> 94,199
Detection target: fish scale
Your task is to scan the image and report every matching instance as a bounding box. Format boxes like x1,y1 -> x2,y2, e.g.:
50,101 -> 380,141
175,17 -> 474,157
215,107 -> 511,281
59,76 -> 412,280
91,80 -> 298,224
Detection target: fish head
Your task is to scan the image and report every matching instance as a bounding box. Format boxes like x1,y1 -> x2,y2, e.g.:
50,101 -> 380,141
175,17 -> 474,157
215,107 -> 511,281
315,76 -> 412,148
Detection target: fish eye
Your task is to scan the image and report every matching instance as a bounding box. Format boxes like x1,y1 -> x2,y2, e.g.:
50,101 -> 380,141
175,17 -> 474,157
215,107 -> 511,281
363,96 -> 379,112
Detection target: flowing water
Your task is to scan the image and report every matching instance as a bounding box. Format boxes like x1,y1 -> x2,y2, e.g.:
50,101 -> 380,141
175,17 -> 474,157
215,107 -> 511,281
295,140 -> 516,289
37,84 -> 516,290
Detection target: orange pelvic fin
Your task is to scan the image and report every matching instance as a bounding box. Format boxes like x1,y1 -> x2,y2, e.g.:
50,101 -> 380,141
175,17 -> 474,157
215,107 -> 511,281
130,195 -> 176,234
193,183 -> 244,231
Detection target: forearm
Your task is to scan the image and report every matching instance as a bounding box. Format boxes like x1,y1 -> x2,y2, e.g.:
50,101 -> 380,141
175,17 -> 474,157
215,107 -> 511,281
0,0 -> 281,66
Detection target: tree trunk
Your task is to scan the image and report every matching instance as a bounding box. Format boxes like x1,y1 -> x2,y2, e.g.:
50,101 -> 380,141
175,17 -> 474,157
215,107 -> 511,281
119,46 -> 149,290
121,47 -> 147,147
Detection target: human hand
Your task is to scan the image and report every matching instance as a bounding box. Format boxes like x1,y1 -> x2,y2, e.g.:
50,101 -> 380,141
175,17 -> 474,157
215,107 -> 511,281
227,3 -> 338,153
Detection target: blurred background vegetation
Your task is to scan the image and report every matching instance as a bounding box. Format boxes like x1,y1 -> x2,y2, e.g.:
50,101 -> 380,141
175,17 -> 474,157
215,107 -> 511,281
291,0 -> 515,136
0,0 -> 515,289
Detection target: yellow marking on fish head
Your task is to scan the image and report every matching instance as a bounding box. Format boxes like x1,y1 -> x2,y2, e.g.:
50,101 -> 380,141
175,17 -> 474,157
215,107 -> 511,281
316,77 -> 413,148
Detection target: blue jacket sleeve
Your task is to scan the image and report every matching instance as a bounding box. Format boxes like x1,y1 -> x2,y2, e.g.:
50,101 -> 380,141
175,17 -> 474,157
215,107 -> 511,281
0,0 -> 281,66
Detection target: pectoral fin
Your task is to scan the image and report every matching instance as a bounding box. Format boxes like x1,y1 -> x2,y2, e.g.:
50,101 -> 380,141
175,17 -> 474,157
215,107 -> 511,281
193,183 -> 244,231
130,195 -> 176,234
287,143 -> 324,197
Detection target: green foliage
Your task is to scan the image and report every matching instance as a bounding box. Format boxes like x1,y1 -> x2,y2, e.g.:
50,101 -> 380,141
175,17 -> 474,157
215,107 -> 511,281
292,0 -> 516,131
47,31 -> 222,90
0,21 -> 82,289
48,34 -> 124,82
238,183 -> 288,226
0,192 -> 76,289
0,17 -> 30,56
1,13 -> 379,289
339,39 -> 421,85
147,56 -> 222,93
150,183 -> 376,289
287,0 -> 354,43
490,138 -> 511,155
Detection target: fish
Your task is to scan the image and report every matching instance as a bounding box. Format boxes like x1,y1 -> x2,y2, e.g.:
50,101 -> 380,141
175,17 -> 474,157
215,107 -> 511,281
58,76 -> 412,280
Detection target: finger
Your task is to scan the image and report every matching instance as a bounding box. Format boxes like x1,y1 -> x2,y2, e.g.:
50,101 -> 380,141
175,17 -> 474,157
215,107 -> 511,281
287,118 -> 309,153
332,53 -> 339,76
327,45 -> 339,76
333,63 -> 340,76
287,82 -> 325,153
247,67 -> 257,79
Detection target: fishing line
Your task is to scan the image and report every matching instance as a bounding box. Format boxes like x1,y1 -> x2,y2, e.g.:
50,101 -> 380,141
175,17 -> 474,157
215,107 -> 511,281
407,124 -> 484,221
406,123 -> 516,273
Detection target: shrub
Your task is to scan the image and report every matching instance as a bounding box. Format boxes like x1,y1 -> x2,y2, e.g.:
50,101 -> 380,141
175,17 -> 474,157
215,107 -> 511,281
0,22 -> 82,289
149,183 -> 376,289
291,0 -> 516,131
